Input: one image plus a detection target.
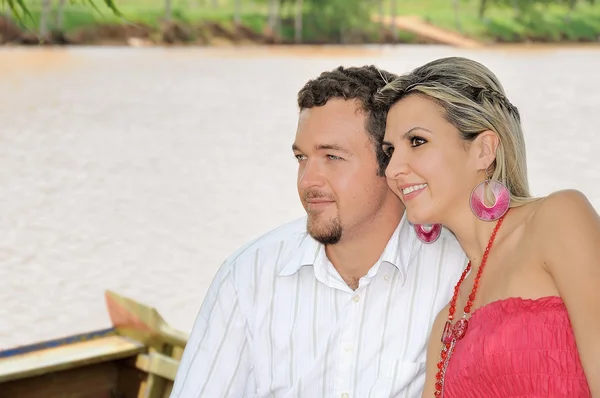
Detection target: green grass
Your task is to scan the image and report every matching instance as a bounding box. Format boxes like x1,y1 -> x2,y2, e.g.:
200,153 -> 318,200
377,0 -> 600,42
7,0 -> 600,43
8,1 -> 282,37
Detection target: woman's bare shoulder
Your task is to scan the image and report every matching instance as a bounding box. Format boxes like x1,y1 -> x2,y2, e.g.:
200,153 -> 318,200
528,189 -> 597,229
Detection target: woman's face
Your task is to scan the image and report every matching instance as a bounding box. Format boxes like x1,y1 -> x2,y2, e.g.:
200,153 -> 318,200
383,94 -> 484,226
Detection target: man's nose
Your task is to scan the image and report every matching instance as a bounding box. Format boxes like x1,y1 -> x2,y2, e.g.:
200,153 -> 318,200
299,159 -> 326,189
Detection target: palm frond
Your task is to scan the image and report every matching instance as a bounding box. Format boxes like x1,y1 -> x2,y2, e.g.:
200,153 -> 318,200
1,0 -> 122,26
1,0 -> 35,25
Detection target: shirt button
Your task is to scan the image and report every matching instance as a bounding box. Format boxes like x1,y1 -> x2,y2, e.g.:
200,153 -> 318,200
384,275 -> 390,281
341,394 -> 349,398
344,344 -> 353,352
353,295 -> 360,303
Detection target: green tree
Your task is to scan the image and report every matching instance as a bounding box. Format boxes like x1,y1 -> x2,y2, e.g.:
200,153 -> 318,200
478,0 -> 597,19
300,0 -> 372,43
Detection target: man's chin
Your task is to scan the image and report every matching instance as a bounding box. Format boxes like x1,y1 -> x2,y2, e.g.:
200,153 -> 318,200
306,218 -> 342,245
308,230 -> 342,245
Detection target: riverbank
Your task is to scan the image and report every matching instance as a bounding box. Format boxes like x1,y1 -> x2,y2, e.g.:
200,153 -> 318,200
2,0 -> 600,46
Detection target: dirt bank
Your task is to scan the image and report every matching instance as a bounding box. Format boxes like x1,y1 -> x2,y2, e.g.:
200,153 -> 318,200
2,15 -> 599,47
0,15 -> 440,47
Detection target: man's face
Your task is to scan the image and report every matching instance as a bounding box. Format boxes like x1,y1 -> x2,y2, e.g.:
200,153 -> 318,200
293,99 -> 392,244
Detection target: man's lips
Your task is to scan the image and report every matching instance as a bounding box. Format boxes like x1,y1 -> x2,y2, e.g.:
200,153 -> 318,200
306,198 -> 335,209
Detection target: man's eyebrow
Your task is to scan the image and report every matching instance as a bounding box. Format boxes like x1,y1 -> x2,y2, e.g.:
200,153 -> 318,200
315,144 -> 351,154
292,143 -> 352,154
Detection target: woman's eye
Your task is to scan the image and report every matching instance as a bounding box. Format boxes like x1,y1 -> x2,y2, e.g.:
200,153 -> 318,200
410,137 -> 427,147
383,146 -> 394,157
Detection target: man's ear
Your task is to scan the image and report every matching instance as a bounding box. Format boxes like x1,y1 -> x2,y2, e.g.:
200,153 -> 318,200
473,130 -> 500,170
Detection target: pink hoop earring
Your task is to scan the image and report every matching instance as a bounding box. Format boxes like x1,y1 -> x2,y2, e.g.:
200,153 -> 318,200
469,172 -> 510,221
414,223 -> 442,243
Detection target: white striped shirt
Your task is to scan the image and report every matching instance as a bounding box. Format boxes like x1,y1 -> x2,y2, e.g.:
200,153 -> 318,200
170,214 -> 467,398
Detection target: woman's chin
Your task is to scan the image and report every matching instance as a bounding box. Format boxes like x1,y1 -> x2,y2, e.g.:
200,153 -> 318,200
406,210 -> 438,226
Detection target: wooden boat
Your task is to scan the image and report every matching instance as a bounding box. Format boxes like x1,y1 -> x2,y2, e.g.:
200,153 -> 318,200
0,290 -> 188,398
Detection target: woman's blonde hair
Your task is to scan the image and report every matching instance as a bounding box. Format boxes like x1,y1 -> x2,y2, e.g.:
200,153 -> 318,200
374,56 -> 536,207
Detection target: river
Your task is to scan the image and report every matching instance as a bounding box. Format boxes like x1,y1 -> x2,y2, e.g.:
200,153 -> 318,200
0,44 -> 598,348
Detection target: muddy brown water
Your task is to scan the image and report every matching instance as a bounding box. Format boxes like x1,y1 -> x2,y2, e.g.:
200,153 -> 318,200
0,45 -> 598,349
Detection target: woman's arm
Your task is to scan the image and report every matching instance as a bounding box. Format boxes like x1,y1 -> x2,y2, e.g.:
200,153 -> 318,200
537,189 -> 600,395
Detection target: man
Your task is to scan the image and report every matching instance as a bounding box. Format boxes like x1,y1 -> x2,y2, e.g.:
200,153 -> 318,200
170,66 -> 467,398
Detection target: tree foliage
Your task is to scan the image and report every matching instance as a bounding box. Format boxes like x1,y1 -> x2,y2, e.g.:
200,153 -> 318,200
478,0 -> 597,18
2,0 -> 598,43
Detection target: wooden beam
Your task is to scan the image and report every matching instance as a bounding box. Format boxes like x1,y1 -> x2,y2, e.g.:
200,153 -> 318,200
135,352 -> 179,381
105,290 -> 189,350
0,335 -> 145,383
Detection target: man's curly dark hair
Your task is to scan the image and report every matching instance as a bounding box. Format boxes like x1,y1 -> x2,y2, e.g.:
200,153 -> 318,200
297,65 -> 398,176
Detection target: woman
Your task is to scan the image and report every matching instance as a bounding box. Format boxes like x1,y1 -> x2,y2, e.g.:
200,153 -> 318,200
375,57 -> 599,397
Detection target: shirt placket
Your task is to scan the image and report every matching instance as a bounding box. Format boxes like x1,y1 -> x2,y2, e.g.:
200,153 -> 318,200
333,288 -> 365,398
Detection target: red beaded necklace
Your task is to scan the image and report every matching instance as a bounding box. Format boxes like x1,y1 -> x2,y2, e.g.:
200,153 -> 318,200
434,210 -> 509,397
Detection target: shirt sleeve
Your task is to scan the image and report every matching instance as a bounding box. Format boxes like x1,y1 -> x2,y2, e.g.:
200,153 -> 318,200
170,261 -> 252,397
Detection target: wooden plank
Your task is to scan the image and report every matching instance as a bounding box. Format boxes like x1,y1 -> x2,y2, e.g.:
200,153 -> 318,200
105,290 -> 189,349
0,335 -> 145,383
103,291 -> 188,398
0,361 -> 123,398
0,328 -> 116,358
139,373 -> 167,398
135,352 -> 179,381
134,347 -> 180,398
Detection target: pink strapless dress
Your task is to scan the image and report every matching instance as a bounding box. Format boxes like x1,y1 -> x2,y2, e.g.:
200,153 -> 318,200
442,296 -> 591,397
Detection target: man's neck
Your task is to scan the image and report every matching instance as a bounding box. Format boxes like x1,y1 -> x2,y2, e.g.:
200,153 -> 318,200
325,206 -> 404,289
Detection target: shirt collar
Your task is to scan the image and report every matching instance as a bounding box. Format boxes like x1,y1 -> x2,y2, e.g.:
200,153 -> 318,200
278,214 -> 415,284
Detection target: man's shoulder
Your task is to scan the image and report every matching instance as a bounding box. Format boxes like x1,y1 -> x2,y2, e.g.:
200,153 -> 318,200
224,216 -> 310,267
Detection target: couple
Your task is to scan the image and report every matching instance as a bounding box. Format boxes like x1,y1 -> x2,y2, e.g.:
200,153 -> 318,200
170,57 -> 599,397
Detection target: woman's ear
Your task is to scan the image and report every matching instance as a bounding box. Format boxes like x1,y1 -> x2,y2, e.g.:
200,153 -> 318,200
473,130 -> 500,170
